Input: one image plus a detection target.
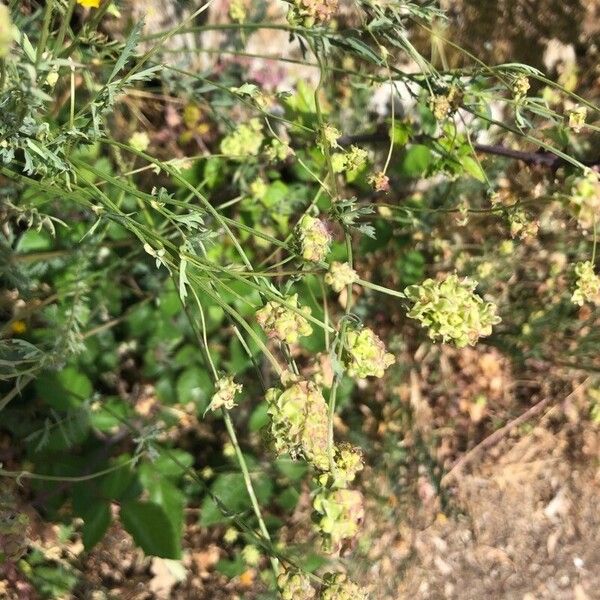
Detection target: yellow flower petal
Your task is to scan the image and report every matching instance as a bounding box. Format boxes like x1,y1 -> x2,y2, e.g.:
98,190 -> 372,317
77,0 -> 101,8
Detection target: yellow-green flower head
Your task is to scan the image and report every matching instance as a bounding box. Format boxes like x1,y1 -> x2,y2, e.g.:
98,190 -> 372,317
319,444 -> 363,489
318,123 -> 342,151
207,376 -> 242,412
297,214 -> 332,262
220,118 -> 264,159
508,208 -> 538,239
404,274 -> 501,348
332,146 -> 368,174
430,94 -> 452,120
129,131 -> 150,153
277,569 -> 317,600
567,106 -> 587,133
229,0 -> 246,23
572,261 -> 600,306
241,544 -> 261,567
266,380 -> 329,470
0,4 -> 13,58
256,294 -> 312,344
287,0 -> 339,27
313,488 -> 364,553
77,0 -> 101,7
512,74 -> 530,99
320,573 -> 369,600
567,170 -> 600,230
344,327 -> 395,379
325,262 -> 358,293
265,138 -> 293,162
249,177 -> 267,201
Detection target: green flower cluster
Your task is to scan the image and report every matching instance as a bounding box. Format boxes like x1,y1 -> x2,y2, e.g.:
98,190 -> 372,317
368,171 -> 390,192
266,380 -> 329,470
509,208 -> 539,239
572,261 -> 600,306
512,74 -> 530,99
318,123 -> 342,151
568,106 -> 587,133
207,376 -> 242,412
256,294 -> 312,344
404,274 -> 501,347
287,0 -> 339,27
320,573 -> 369,600
277,569 -> 316,600
297,215 -> 331,263
220,118 -> 264,158
265,138 -> 293,162
313,488 -> 364,553
344,327 -> 395,378
430,94 -> 451,120
318,444 -> 363,489
324,262 -> 357,293
567,170 -> 600,229
331,146 -> 368,174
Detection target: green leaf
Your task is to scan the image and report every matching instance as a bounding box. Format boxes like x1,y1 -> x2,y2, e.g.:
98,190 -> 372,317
460,155 -> 486,182
176,367 -> 213,412
36,367 -> 93,410
139,464 -> 185,547
120,501 -> 181,559
108,18 -> 144,83
16,230 -> 53,252
400,144 -> 432,177
82,503 -> 111,551
100,454 -> 138,500
249,402 -> 269,432
200,473 -> 273,526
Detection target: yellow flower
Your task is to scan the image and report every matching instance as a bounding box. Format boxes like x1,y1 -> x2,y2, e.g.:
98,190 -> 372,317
10,320 -> 27,335
77,0 -> 101,8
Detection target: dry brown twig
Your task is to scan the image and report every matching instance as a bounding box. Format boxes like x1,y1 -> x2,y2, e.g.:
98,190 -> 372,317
441,377 -> 591,486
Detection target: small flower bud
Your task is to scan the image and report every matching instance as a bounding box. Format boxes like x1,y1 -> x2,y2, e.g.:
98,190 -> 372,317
287,0 -> 339,27
567,106 -> 587,133
229,0 -> 246,23
241,544 -> 261,567
368,171 -> 390,192
129,131 -> 150,153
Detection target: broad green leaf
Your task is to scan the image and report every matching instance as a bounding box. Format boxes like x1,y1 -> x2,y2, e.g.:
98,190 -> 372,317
120,501 -> 180,559
200,473 -> 273,526
176,367 -> 213,412
400,144 -> 432,177
139,464 -> 185,547
36,367 -> 92,410
82,503 -> 111,551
